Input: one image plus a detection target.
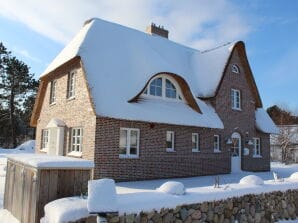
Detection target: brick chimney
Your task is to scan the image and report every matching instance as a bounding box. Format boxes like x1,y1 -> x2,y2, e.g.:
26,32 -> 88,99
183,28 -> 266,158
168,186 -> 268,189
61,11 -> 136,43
146,23 -> 169,39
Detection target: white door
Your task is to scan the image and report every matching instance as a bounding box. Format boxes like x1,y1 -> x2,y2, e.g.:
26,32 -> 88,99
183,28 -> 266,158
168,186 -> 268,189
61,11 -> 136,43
231,132 -> 241,172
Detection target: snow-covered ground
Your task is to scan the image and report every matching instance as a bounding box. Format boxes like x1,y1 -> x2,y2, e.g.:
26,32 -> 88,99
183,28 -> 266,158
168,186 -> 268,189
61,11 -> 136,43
0,142 -> 297,223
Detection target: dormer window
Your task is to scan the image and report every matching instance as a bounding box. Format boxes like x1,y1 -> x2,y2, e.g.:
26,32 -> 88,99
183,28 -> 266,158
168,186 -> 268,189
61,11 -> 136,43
143,75 -> 183,100
232,64 -> 240,73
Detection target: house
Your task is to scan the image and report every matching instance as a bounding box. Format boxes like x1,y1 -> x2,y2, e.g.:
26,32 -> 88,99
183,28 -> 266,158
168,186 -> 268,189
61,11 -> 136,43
30,18 -> 278,181
270,125 -> 298,163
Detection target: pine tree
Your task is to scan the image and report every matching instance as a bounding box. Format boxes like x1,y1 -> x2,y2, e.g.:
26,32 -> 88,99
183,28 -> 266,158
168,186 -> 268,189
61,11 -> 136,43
0,42 -> 39,148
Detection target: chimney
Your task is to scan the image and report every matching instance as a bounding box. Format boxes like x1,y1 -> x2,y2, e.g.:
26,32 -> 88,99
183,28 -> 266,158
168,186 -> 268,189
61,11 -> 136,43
146,23 -> 169,39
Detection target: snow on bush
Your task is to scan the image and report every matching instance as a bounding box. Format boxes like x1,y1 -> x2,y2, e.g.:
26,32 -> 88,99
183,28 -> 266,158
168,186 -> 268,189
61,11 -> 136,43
157,181 -> 185,195
87,178 -> 118,213
239,175 -> 264,185
289,172 -> 298,180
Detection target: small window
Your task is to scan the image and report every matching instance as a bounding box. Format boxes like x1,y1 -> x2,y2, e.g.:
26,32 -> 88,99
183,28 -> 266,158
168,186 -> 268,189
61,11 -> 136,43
67,70 -> 76,99
149,77 -> 162,96
253,138 -> 261,157
50,80 -> 57,104
166,131 -> 175,152
70,128 -> 83,153
41,129 -> 49,151
214,135 -> 221,152
119,128 -> 140,158
232,64 -> 240,73
192,133 -> 199,152
231,89 -> 241,110
165,79 -> 177,98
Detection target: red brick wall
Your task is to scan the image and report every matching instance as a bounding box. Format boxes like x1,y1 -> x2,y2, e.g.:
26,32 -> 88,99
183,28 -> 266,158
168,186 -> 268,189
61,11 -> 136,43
94,117 -> 230,181
213,48 -> 270,172
35,62 -> 96,161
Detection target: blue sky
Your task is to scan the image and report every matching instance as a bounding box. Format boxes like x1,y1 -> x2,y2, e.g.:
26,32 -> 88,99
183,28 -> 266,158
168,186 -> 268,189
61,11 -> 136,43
0,0 -> 297,113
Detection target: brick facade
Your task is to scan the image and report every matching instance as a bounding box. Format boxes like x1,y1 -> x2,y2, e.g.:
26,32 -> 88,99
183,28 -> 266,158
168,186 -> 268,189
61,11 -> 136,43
35,62 -> 96,162
33,44 -> 271,181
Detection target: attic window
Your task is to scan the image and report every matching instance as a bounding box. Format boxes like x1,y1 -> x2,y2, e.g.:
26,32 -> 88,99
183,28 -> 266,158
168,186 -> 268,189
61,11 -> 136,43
143,75 -> 183,100
232,64 -> 240,73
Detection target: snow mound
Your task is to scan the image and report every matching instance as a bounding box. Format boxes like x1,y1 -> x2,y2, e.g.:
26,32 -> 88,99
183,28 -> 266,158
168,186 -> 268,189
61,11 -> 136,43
42,197 -> 89,223
15,140 -> 35,152
239,175 -> 264,185
157,181 -> 185,195
87,178 -> 118,213
289,172 -> 298,180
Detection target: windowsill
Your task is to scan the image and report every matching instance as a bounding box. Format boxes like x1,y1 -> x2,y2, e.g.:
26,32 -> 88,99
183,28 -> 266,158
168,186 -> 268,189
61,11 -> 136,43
253,155 -> 262,158
67,151 -> 82,158
214,149 -> 222,153
232,107 -> 242,111
49,102 -> 56,106
192,149 -> 200,153
166,148 -> 175,152
119,154 -> 139,159
67,96 -> 76,101
40,149 -> 48,153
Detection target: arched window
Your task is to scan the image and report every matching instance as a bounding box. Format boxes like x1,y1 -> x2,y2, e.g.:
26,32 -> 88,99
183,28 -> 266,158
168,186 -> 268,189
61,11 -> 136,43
143,75 -> 183,100
149,77 -> 162,96
232,64 -> 240,73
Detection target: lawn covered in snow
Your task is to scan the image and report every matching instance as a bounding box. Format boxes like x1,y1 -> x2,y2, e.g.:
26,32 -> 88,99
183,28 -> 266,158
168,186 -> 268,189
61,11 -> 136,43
0,142 -> 297,223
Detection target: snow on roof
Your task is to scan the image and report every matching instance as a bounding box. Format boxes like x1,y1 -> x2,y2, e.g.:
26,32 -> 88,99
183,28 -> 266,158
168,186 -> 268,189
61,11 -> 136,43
255,108 -> 279,134
46,118 -> 66,128
6,154 -> 94,169
40,18 -> 234,128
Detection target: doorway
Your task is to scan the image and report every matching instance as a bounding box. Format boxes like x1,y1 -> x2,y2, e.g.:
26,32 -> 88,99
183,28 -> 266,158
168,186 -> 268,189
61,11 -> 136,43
231,132 -> 241,172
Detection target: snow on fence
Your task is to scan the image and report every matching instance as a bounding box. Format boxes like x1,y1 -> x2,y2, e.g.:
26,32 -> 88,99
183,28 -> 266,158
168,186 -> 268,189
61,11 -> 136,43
3,154 -> 94,223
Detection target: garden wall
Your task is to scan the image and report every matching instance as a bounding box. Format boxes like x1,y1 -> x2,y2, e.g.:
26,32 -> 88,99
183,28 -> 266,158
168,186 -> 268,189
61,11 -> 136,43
75,189 -> 298,223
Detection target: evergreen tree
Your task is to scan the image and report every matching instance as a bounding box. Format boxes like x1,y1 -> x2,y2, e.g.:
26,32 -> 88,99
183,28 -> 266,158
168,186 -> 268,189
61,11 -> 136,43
0,42 -> 39,147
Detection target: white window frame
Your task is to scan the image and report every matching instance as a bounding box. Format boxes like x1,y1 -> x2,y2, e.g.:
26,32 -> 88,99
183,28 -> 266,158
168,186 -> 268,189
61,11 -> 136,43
119,128 -> 140,158
231,89 -> 241,110
41,129 -> 49,151
50,80 -> 57,104
69,128 -> 83,154
214,135 -> 221,152
143,75 -> 184,101
67,70 -> 76,99
192,133 -> 200,152
232,64 -> 240,73
166,131 -> 175,152
253,137 -> 262,158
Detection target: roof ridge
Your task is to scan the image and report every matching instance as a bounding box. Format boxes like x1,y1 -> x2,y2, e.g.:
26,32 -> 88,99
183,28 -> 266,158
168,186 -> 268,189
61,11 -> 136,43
201,42 -> 232,54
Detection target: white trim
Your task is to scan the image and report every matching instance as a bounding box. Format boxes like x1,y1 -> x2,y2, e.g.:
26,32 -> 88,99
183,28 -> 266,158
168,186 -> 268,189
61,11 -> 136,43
166,131 -> 175,152
119,128 -> 140,158
231,88 -> 241,110
214,134 -> 221,152
192,133 -> 200,152
143,74 -> 184,101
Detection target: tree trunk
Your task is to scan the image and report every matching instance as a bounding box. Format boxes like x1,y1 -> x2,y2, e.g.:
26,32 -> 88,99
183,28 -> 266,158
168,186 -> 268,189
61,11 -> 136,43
9,72 -> 16,148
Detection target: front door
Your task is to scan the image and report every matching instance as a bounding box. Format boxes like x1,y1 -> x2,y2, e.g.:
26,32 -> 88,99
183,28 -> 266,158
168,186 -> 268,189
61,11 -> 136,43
231,132 -> 241,172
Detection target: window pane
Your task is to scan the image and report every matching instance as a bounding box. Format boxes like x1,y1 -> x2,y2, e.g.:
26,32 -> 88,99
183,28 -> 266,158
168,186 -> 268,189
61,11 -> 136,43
119,129 -> 127,148
156,86 -> 162,96
150,85 -> 155,95
130,147 -> 137,155
192,134 -> 198,149
156,78 -> 162,86
166,132 -> 173,149
130,130 -> 138,147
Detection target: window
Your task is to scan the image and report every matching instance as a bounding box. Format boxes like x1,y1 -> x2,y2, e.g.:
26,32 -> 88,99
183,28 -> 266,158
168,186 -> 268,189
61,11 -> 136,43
67,70 -> 76,98
214,135 -> 221,152
166,131 -> 175,152
41,129 -> 49,151
70,128 -> 83,153
253,138 -> 261,157
149,77 -> 162,96
232,64 -> 240,73
50,80 -> 57,104
165,79 -> 177,98
143,75 -> 183,100
192,133 -> 199,152
231,89 -> 241,110
119,128 -> 140,158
